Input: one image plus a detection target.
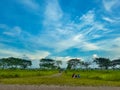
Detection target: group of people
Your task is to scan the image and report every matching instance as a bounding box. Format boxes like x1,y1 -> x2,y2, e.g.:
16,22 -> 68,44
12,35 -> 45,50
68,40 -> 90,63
72,73 -> 80,78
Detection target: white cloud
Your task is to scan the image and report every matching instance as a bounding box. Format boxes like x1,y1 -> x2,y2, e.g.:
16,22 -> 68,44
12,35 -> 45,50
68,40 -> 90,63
45,0 -> 63,22
103,0 -> 119,12
103,16 -> 115,23
0,46 -> 50,60
0,9 -> 110,56
3,26 -> 22,37
1,5 -> 119,60
49,56 -> 83,68
95,37 -> 120,58
43,0 -> 63,29
80,10 -> 95,24
19,0 -> 39,11
38,10 -> 109,52
54,56 -> 74,62
93,54 -> 99,59
81,42 -> 99,51
0,24 -> 22,37
26,51 -> 50,60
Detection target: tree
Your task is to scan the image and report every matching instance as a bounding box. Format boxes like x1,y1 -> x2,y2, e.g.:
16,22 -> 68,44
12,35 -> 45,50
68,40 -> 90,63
82,61 -> 91,70
0,57 -> 32,69
110,59 -> 120,69
55,60 -> 62,69
39,58 -> 57,69
67,58 -> 81,70
19,59 -> 32,69
94,57 -> 111,69
0,58 -> 7,69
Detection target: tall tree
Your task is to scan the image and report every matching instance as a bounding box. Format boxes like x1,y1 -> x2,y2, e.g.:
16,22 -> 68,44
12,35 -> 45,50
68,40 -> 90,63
20,59 -> 32,69
94,57 -> 111,69
111,59 -> 120,69
82,61 -> 91,70
67,58 -> 81,70
39,58 -> 57,69
0,57 -> 32,69
55,60 -> 62,69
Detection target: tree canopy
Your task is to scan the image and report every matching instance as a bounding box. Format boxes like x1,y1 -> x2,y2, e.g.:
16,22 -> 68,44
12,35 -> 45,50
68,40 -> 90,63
94,57 -> 110,69
0,57 -> 32,69
67,58 -> 81,70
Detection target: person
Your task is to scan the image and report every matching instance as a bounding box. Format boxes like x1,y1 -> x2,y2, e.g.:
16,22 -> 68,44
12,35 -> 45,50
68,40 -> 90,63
72,73 -> 80,78
77,74 -> 80,78
72,73 -> 75,78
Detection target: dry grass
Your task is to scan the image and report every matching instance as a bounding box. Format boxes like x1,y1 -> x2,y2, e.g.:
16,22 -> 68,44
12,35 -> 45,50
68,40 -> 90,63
0,69 -> 120,86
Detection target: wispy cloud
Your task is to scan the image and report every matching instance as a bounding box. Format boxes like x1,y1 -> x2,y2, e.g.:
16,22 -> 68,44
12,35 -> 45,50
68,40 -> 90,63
42,10 -> 106,52
44,0 -> 63,22
18,0 -> 40,11
0,0 -> 119,60
0,43 -> 50,60
102,16 -> 115,23
102,0 -> 119,12
0,24 -> 50,60
2,26 -> 22,37
94,37 -> 120,58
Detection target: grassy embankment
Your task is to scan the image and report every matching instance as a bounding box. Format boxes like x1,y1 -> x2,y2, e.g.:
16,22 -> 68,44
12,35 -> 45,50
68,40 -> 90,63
0,69 -> 120,86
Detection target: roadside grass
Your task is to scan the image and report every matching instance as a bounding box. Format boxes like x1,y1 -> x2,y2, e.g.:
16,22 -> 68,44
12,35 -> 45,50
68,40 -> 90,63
0,69 -> 120,86
0,69 -> 57,78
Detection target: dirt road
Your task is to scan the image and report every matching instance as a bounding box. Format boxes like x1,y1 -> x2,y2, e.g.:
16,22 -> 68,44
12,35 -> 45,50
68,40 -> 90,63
0,85 -> 120,90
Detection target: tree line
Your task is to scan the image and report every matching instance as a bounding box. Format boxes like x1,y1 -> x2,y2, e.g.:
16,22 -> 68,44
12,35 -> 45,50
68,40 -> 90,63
39,57 -> 120,70
0,57 -> 32,69
0,57 -> 120,70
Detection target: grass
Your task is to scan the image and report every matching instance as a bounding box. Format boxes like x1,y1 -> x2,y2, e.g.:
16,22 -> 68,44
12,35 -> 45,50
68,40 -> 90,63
0,69 -> 120,86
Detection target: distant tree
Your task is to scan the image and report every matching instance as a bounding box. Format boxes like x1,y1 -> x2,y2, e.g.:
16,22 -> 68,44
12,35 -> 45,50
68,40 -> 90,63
94,57 -> 111,69
110,59 -> 120,69
19,59 -> 32,69
0,58 -> 7,69
67,58 -> 81,70
39,58 -> 57,69
82,61 -> 91,70
55,60 -> 62,69
0,57 -> 32,69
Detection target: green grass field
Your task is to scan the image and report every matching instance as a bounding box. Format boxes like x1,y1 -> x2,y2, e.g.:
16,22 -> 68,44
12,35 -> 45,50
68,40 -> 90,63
0,69 -> 120,86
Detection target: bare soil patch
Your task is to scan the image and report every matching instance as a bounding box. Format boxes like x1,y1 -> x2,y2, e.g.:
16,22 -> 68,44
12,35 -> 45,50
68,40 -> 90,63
0,85 -> 120,90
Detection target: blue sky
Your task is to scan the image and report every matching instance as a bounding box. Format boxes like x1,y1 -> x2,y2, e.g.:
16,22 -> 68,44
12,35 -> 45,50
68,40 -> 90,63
0,0 -> 120,62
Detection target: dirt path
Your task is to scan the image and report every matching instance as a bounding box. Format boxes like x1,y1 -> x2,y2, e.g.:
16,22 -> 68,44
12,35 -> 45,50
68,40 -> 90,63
0,85 -> 120,90
51,72 -> 62,77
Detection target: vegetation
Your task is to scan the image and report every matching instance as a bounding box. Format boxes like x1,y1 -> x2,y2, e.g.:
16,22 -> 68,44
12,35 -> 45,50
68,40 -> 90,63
39,58 -> 58,69
0,69 -> 120,86
0,56 -> 120,70
0,57 -> 32,69
67,58 -> 81,70
0,56 -> 120,86
94,57 -> 111,69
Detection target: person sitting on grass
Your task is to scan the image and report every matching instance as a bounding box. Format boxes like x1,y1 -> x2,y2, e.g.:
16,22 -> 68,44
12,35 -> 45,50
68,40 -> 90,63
72,73 -> 80,78
72,73 -> 76,78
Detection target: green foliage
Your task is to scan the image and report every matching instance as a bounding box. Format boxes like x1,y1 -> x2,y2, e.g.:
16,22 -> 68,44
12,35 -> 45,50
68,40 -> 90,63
0,57 -> 32,69
40,58 -> 59,69
94,57 -> 111,69
0,69 -> 120,86
111,59 -> 120,69
67,58 -> 81,70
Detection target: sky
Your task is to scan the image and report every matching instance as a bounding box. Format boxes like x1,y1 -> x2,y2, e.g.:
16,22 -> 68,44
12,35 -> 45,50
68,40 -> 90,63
0,0 -> 120,65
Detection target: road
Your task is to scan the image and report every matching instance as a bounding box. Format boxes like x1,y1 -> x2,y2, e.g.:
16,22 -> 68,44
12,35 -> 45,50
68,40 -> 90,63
0,85 -> 120,90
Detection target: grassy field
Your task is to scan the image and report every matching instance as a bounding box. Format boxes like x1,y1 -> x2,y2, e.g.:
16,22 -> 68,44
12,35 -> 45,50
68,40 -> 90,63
0,69 -> 120,86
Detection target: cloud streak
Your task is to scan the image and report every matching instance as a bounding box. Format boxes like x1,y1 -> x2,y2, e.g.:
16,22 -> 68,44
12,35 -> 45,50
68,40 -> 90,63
0,43 -> 50,60
39,10 -> 107,52
18,0 -> 40,11
103,0 -> 119,12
